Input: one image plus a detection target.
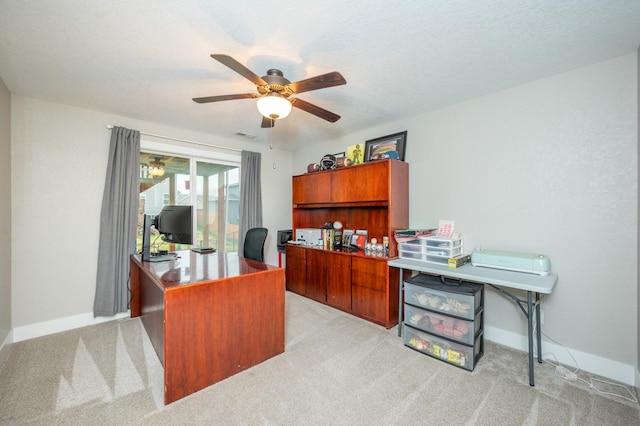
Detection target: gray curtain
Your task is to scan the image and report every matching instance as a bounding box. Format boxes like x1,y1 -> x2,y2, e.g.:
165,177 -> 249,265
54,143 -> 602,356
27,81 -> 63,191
238,150 -> 263,255
93,126 -> 140,317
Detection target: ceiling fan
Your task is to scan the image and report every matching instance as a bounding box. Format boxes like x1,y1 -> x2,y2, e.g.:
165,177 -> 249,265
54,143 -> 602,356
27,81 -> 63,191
193,54 -> 347,128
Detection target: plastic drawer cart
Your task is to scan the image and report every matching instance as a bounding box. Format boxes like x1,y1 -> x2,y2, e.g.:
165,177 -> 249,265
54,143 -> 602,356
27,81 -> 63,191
403,273 -> 484,371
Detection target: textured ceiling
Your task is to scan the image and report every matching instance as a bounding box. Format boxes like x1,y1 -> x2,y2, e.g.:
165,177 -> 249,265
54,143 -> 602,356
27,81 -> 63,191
1,1 -> 639,150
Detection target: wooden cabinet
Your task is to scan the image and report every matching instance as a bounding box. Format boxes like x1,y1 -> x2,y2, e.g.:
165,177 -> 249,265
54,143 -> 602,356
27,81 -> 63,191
292,160 -> 408,257
305,249 -> 327,303
326,251 -> 351,311
331,161 -> 390,203
285,244 -> 306,295
287,159 -> 409,329
351,257 -> 399,327
292,172 -> 332,204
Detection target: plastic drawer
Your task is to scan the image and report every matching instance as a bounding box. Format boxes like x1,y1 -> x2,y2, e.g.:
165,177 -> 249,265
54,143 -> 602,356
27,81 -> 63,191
404,275 -> 484,320
422,236 -> 462,249
404,303 -> 483,345
399,249 -> 426,261
425,246 -> 463,258
404,324 -> 483,371
398,240 -> 424,253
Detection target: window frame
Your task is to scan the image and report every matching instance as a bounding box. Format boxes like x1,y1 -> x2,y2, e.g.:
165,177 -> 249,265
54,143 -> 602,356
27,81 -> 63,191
140,139 -> 241,250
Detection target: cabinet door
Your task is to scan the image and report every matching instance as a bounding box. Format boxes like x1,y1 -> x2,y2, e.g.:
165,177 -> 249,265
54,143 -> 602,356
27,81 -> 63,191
351,257 -> 387,325
305,249 -> 327,303
292,173 -> 332,205
285,245 -> 306,295
331,162 -> 390,203
326,252 -> 351,312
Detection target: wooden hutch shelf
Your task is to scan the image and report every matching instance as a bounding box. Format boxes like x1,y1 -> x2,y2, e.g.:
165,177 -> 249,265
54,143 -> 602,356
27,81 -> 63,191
286,160 -> 409,328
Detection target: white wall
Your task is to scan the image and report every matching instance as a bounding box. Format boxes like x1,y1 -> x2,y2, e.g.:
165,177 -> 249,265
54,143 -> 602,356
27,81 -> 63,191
10,96 -> 292,335
0,77 -> 11,349
637,45 -> 640,386
294,53 -> 638,384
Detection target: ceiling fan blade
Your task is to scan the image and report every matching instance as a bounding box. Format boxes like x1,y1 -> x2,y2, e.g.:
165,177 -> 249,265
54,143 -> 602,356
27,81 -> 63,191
210,54 -> 267,86
192,93 -> 257,103
291,98 -> 341,122
261,116 -> 275,128
288,72 -> 346,94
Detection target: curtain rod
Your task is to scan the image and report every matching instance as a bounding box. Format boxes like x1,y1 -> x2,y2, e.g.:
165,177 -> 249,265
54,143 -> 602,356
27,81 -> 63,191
106,124 -> 242,152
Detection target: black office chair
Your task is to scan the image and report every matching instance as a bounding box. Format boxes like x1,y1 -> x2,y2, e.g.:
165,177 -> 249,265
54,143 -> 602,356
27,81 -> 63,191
243,227 -> 268,262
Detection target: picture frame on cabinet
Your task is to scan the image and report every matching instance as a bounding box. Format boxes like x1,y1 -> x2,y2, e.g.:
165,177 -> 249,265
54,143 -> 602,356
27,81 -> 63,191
350,229 -> 368,249
351,233 -> 367,250
364,131 -> 407,162
347,144 -> 364,165
342,229 -> 354,247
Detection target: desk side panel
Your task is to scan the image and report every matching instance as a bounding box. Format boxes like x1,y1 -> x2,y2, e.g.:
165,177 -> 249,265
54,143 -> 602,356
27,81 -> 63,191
163,268 -> 285,404
140,270 -> 166,367
130,256 -> 165,366
129,257 -> 141,317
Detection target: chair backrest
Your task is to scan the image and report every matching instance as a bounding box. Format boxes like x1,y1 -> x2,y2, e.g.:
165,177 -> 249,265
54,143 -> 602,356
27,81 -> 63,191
243,227 -> 268,262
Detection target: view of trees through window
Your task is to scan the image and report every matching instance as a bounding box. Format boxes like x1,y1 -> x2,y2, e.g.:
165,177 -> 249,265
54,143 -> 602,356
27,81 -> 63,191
137,151 -> 240,254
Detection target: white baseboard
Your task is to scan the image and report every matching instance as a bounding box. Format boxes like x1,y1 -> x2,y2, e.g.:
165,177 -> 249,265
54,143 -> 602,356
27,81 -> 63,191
10,311 -> 130,343
484,325 -> 637,387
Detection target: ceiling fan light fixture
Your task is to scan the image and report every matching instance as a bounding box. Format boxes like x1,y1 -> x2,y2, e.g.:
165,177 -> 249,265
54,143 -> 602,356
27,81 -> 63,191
256,93 -> 292,120
148,158 -> 166,177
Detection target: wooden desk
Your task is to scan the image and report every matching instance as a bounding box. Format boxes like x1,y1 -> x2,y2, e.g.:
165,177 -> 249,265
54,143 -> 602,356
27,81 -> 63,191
388,258 -> 557,386
130,250 -> 285,404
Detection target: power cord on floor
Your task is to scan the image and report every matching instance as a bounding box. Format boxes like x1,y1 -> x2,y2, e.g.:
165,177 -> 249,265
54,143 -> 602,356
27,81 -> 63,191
542,353 -> 638,403
497,292 -> 638,404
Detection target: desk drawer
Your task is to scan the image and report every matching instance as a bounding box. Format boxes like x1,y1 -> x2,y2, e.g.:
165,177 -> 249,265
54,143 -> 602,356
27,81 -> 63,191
404,303 -> 482,345
404,324 -> 483,371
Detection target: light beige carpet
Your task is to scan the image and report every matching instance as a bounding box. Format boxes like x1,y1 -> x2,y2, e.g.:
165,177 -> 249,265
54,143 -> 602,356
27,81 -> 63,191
1,291 -> 638,425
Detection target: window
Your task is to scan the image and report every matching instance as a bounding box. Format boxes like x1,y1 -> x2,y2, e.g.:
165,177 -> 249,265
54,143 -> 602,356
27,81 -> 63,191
137,143 -> 240,254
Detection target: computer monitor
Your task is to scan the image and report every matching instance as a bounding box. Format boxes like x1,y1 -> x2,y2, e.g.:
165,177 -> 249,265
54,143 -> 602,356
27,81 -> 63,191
141,205 -> 193,262
155,205 -> 193,245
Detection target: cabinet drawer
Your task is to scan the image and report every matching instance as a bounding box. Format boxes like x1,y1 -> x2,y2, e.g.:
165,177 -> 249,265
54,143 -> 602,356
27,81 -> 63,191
404,304 -> 482,345
351,257 -> 387,291
352,285 -> 385,325
404,275 -> 483,320
404,324 -> 483,371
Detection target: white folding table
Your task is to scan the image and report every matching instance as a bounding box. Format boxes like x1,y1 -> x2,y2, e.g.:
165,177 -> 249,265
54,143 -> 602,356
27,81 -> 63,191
388,258 -> 557,386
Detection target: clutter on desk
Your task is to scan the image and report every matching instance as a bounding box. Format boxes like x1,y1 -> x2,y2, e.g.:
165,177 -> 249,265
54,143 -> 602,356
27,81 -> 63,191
448,253 -> 471,268
398,220 -> 471,267
393,228 -> 436,244
295,228 -> 322,246
434,219 -> 455,238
